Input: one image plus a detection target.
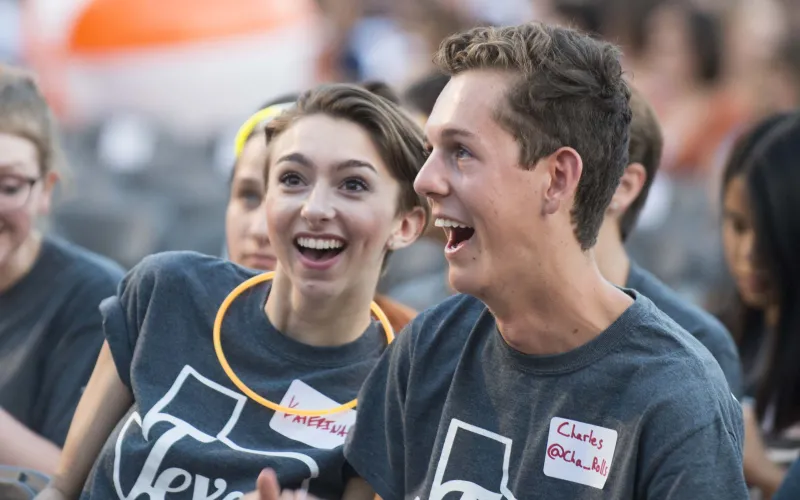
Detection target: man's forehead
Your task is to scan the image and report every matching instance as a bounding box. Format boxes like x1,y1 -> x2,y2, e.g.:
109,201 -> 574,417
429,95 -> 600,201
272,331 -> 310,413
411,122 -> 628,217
425,70 -> 511,139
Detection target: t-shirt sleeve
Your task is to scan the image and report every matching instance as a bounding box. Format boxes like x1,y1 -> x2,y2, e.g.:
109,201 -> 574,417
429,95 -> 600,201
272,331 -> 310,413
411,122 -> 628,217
344,316 -> 417,500
642,417 -> 748,499
34,271 -> 123,446
774,457 -> 800,500
100,256 -> 161,391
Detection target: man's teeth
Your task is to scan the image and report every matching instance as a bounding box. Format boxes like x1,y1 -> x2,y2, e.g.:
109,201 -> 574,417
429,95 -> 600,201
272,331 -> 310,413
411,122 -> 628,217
435,218 -> 472,229
296,237 -> 344,250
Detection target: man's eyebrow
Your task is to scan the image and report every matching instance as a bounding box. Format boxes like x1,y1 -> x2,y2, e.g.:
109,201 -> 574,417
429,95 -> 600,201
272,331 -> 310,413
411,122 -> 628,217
440,127 -> 476,140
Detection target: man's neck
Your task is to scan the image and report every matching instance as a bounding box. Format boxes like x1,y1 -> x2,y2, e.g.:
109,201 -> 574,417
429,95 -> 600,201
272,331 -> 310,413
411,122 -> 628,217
487,247 -> 633,356
594,220 -> 631,288
0,232 -> 42,294
265,269 -> 376,347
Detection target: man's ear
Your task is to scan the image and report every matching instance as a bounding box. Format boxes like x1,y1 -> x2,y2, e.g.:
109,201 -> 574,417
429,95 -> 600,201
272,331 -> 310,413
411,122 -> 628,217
608,163 -> 647,216
541,146 -> 582,216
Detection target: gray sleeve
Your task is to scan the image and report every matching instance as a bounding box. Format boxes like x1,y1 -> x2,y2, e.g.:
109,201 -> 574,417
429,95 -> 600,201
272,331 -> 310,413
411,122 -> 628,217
344,319 -> 416,500
33,275 -> 119,446
100,256 -> 160,391
774,458 -> 800,500
642,419 -> 748,499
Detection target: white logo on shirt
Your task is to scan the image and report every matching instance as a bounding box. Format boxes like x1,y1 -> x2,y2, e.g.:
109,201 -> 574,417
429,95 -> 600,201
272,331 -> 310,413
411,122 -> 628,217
542,417 -> 618,489
112,365 -> 319,500
426,419 -> 518,500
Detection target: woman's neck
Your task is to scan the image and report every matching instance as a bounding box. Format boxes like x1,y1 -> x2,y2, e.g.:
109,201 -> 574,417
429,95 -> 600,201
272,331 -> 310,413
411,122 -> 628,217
264,269 -> 375,347
0,231 -> 42,294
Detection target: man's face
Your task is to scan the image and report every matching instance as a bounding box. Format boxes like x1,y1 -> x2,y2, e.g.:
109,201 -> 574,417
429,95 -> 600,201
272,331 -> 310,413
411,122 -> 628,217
414,70 -> 553,298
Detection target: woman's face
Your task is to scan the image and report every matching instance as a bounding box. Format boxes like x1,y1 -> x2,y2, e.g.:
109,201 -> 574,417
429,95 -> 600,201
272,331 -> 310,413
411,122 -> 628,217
225,136 -> 277,270
722,175 -> 774,309
265,114 -> 423,300
0,132 -> 54,269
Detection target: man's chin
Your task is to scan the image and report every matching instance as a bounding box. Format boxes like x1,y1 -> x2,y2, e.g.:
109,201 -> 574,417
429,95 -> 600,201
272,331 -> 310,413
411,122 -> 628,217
447,267 -> 481,297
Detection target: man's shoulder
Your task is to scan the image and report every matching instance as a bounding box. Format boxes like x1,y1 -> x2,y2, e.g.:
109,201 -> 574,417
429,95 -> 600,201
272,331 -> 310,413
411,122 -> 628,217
629,263 -> 734,347
625,295 -> 739,414
400,293 -> 489,353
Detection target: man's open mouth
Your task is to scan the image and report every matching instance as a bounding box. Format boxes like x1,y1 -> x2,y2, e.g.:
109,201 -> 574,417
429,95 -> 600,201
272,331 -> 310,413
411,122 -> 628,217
435,218 -> 475,251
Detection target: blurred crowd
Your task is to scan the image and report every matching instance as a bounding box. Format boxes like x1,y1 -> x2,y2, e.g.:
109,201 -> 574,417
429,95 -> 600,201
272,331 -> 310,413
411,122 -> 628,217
2,0 -> 800,498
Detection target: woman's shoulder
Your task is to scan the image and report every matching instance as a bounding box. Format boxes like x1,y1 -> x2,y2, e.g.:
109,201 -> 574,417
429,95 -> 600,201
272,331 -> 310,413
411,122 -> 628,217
45,236 -> 125,287
123,251 -> 258,300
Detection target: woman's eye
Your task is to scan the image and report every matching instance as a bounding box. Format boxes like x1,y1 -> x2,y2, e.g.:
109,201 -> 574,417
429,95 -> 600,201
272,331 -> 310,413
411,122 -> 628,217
238,190 -> 263,208
342,178 -> 368,192
279,172 -> 304,187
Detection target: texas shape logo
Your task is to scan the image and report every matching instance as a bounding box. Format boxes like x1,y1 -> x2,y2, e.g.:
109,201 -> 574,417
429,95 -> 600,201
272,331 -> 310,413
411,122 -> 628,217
426,419 -> 518,500
112,365 -> 319,499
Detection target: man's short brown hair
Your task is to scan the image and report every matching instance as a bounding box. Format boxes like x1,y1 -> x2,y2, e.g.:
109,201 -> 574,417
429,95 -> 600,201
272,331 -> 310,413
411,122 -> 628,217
434,22 -> 632,250
619,87 -> 664,241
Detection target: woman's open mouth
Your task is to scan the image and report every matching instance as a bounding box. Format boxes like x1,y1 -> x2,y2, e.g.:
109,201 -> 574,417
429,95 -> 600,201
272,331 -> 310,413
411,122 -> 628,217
294,236 -> 347,270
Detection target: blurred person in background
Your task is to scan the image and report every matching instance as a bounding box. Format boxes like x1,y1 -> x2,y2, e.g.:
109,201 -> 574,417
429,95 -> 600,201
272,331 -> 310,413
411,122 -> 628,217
719,112 -> 800,498
226,82 -> 418,331
376,71 -> 454,311
37,84 -> 426,500
594,86 -> 742,396
0,65 -> 124,475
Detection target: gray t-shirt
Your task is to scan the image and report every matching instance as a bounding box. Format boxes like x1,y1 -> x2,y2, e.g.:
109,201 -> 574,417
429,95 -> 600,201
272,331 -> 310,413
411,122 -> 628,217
82,252 -> 386,500
0,236 -> 124,446
626,261 -> 743,398
345,292 -> 747,499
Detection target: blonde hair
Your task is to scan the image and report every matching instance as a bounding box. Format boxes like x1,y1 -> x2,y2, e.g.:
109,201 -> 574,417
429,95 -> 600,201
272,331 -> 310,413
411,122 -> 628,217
0,64 -> 64,175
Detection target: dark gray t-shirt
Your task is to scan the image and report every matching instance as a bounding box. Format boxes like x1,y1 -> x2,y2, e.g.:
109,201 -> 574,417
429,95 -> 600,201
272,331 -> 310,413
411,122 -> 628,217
0,236 -> 124,446
345,292 -> 747,499
626,261 -> 743,398
82,252 -> 386,500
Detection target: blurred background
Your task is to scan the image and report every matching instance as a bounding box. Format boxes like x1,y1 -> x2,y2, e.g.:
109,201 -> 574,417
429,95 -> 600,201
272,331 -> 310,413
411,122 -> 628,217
2,0 -> 799,311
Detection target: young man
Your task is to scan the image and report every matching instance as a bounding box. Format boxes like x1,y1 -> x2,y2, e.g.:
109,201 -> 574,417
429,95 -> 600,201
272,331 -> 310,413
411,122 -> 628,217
344,23 -> 748,499
594,87 -> 744,398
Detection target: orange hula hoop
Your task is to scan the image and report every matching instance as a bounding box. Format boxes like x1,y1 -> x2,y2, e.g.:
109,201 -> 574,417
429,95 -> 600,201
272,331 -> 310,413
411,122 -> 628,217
213,271 -> 395,416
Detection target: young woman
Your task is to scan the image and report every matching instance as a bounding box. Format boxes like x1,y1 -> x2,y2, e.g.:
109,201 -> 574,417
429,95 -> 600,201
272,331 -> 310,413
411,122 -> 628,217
226,86 -> 417,332
0,64 -> 124,476
37,83 -> 428,500
719,112 -> 800,498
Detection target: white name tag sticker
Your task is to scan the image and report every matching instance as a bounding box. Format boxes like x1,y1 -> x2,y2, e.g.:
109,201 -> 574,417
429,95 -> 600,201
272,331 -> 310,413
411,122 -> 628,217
543,417 -> 618,489
268,380 -> 355,450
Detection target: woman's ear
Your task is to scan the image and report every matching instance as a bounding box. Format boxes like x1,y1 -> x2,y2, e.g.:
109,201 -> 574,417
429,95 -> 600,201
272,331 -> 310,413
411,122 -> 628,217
36,170 -> 60,216
387,206 -> 426,251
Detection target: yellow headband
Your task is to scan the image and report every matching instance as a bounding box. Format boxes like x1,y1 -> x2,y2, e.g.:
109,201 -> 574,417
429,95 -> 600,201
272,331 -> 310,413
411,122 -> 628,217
233,102 -> 295,159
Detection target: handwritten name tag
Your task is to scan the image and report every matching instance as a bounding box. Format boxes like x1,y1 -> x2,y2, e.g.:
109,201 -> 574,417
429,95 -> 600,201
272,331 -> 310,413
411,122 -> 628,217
268,380 -> 356,449
543,417 -> 618,489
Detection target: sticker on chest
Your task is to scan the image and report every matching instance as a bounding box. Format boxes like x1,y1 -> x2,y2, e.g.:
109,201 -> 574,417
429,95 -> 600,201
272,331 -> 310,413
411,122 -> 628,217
268,380 -> 356,449
543,417 -> 618,489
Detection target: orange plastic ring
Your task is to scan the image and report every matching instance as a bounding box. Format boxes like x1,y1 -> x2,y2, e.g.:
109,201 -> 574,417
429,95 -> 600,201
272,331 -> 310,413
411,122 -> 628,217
213,271 -> 394,416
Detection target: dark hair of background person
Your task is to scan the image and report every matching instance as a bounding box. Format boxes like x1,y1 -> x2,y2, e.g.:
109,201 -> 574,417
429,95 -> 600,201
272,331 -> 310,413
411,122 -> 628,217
619,87 -> 664,241
434,22 -> 632,250
721,112 -> 800,432
403,72 -> 450,118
